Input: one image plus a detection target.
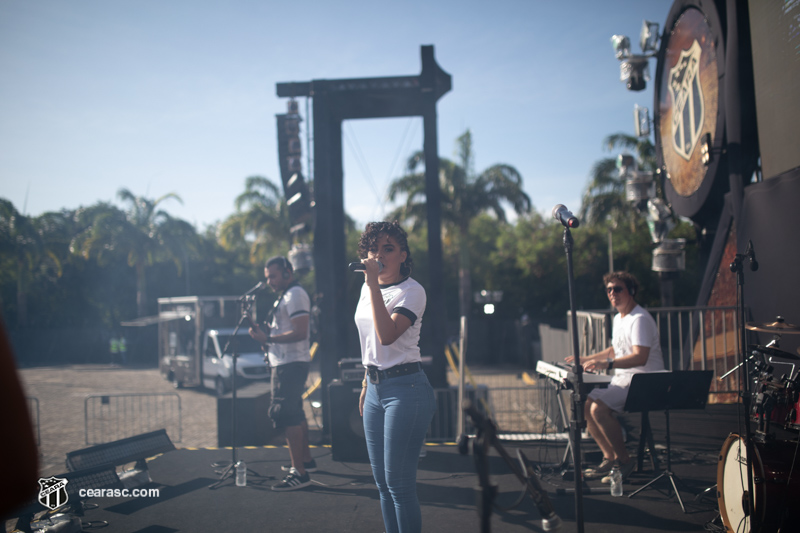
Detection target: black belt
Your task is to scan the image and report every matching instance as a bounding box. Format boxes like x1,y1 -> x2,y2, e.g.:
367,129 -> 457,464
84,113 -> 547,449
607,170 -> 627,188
367,362 -> 421,384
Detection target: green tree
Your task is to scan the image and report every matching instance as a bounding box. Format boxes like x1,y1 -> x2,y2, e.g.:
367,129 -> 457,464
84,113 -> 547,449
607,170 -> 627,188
0,199 -> 62,326
70,189 -> 198,317
387,129 -> 531,317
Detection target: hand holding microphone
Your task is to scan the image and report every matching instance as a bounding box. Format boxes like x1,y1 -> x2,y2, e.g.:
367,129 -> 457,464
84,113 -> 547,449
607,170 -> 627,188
349,260 -> 383,273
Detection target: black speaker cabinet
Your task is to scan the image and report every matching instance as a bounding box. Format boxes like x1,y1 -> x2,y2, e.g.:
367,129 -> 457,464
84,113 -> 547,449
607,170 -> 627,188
327,379 -> 369,462
216,382 -> 281,446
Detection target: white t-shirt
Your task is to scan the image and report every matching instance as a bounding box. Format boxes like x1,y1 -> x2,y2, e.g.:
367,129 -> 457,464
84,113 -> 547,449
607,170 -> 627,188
610,304 -> 665,388
354,277 -> 426,370
266,284 -> 311,367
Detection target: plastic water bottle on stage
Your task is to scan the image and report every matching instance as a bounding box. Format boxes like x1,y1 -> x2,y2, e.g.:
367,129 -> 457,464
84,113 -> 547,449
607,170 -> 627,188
235,461 -> 247,486
610,466 -> 622,497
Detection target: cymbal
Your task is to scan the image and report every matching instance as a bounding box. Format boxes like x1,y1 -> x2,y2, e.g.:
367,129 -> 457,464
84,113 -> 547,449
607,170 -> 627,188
746,317 -> 800,334
749,344 -> 800,360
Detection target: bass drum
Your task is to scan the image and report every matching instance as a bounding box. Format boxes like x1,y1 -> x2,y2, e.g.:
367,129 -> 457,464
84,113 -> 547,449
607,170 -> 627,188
717,434 -> 800,532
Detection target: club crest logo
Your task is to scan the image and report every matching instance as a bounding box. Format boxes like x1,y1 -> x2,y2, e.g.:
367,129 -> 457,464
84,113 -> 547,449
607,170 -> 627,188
38,476 -> 69,510
668,39 -> 705,161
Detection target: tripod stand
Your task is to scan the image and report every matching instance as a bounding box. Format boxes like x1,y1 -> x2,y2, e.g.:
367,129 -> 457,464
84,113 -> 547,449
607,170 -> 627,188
461,400 -> 562,533
209,295 -> 260,489
626,370 -> 712,511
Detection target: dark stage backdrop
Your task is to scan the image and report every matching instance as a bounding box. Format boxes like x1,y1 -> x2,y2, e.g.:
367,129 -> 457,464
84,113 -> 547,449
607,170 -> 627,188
737,169 -> 800,356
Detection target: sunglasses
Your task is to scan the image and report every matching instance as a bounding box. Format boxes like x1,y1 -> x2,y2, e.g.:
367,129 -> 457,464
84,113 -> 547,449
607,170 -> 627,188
606,285 -> 625,294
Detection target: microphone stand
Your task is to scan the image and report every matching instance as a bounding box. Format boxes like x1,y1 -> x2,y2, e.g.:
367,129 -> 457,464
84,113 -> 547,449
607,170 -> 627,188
209,294 -> 258,489
729,240 -> 758,530
563,225 -> 586,533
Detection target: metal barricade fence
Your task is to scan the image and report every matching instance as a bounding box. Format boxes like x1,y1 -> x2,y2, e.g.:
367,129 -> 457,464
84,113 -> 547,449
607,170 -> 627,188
84,393 -> 182,445
458,305 -> 741,436
568,306 -> 740,402
427,386 -> 489,442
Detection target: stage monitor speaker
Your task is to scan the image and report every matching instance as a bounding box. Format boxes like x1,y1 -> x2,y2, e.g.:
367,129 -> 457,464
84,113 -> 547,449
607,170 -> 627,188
328,379 -> 369,462
216,382 -> 281,446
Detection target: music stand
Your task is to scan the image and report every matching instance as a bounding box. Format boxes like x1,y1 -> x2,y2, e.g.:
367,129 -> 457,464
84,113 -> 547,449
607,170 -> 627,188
625,370 -> 712,512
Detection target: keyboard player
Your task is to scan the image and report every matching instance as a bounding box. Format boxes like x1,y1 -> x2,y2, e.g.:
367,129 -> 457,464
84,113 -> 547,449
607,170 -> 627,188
565,271 -> 664,483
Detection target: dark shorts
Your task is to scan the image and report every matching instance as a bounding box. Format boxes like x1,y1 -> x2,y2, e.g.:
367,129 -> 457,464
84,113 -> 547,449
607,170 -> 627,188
269,362 -> 309,429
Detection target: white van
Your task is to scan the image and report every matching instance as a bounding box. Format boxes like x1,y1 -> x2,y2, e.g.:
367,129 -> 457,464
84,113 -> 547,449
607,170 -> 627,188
202,328 -> 269,397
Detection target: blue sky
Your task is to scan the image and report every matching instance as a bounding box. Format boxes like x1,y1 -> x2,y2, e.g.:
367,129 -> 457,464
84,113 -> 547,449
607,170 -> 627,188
0,0 -> 671,231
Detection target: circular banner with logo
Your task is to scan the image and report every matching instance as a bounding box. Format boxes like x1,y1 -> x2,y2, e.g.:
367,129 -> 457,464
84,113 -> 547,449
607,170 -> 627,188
654,1 -> 726,219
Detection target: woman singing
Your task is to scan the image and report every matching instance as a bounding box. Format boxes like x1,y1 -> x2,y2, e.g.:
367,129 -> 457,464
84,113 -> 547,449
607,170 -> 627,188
355,221 -> 436,533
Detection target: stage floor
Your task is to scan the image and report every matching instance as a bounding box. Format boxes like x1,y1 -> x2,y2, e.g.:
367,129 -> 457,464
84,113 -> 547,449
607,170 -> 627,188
13,403 -> 762,533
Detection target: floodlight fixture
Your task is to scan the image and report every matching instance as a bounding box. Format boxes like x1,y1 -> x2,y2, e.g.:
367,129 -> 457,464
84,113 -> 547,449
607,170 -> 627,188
611,35 -> 631,59
625,171 -> 656,203
620,56 -> 650,91
288,242 -> 313,272
639,20 -> 660,54
611,20 -> 659,91
616,153 -> 637,176
652,238 -> 686,272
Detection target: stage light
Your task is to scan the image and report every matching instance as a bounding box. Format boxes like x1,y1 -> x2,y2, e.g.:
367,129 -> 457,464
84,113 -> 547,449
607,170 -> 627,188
611,35 -> 631,60
288,242 -> 313,273
634,105 -> 651,137
639,20 -> 660,54
616,154 -> 637,176
483,304 -> 495,315
625,171 -> 656,203
701,133 -> 712,166
611,20 -> 659,92
652,238 -> 686,272
620,56 -> 650,91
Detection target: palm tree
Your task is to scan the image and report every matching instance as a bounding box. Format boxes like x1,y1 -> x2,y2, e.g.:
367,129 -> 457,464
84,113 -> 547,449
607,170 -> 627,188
579,133 -> 664,273
71,189 -> 198,317
580,133 -> 657,229
388,129 -> 531,317
218,176 -> 292,265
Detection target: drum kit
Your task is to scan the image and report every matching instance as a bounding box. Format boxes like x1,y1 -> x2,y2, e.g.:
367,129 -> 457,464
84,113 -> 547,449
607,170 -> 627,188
717,316 -> 800,532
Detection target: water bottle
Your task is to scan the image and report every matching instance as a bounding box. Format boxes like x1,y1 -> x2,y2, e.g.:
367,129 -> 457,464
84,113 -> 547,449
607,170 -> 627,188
235,460 -> 247,486
610,465 -> 623,497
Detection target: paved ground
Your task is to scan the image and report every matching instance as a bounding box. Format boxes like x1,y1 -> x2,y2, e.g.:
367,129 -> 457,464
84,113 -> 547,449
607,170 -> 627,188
17,363 -> 535,479
18,365 -> 225,478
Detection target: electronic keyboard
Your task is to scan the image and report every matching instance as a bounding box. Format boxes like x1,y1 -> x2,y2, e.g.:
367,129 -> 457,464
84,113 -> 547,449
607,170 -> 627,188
535,360 -> 613,385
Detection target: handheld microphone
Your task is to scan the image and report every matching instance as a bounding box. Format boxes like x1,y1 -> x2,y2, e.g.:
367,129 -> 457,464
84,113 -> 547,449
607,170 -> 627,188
552,204 -> 580,228
239,281 -> 266,299
349,261 -> 383,272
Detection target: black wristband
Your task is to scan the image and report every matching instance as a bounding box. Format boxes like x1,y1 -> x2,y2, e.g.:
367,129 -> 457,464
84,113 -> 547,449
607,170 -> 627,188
607,358 -> 614,370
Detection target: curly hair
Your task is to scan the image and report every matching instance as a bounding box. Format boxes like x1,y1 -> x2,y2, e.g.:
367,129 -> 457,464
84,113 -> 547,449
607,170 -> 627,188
357,220 -> 413,277
603,271 -> 640,297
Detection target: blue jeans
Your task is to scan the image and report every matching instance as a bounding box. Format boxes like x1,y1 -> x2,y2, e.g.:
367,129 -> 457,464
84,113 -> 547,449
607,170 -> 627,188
363,370 -> 436,533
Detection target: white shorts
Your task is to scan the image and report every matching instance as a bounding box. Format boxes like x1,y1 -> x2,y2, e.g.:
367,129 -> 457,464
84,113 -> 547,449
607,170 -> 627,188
588,383 -> 630,413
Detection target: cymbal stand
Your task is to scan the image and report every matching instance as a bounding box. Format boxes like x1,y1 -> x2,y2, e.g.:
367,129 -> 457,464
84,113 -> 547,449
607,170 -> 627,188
729,239 -> 759,529
461,401 -> 562,533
